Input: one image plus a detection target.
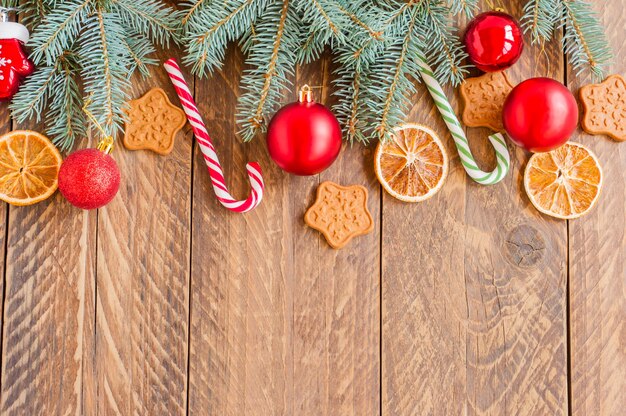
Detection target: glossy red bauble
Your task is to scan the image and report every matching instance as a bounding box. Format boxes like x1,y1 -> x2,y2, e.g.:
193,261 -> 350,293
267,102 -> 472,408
266,86 -> 342,175
58,148 -> 121,209
503,78 -> 579,153
464,11 -> 524,72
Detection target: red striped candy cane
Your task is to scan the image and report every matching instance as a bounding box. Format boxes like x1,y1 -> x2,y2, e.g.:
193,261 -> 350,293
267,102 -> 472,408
164,59 -> 264,213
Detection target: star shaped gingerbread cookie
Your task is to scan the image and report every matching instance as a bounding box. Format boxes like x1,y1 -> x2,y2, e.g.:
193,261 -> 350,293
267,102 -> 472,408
304,181 -> 374,249
580,74 -> 626,142
124,88 -> 187,155
460,71 -> 515,132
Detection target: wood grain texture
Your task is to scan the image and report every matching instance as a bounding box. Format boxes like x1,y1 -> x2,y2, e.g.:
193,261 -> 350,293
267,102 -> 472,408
382,2 -> 568,414
0,124 -> 97,415
187,46 -> 297,416
569,2 -> 626,415
297,57 -> 380,415
94,47 -> 192,415
187,48 -> 380,415
0,103 -> 10,359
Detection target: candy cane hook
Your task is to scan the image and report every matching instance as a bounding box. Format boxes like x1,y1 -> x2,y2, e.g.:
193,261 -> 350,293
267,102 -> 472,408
415,53 -> 510,185
164,59 -> 264,213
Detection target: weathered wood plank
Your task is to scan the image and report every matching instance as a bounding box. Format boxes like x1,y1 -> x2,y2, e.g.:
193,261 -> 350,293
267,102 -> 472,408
187,48 -> 380,415
187,46 -> 297,416
0,103 -> 10,362
382,2 -> 568,414
0,124 -> 97,414
94,46 -> 192,414
569,1 -> 626,415
297,57 -> 380,415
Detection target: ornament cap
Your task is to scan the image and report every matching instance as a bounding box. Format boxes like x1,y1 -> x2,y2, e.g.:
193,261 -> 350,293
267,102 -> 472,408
97,136 -> 114,155
298,85 -> 313,103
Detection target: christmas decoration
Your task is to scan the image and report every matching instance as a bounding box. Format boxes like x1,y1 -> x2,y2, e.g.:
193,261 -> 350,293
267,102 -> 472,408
464,11 -> 524,72
460,71 -> 515,131
164,59 -> 264,213
503,77 -> 578,153
580,74 -> 626,142
58,137 -> 120,210
123,88 -> 187,155
180,0 -> 610,144
524,142 -> 602,219
9,0 -> 179,150
375,124 -> 448,202
266,85 -> 341,176
0,130 -> 62,206
304,181 -> 374,249
415,53 -> 510,185
0,7 -> 34,100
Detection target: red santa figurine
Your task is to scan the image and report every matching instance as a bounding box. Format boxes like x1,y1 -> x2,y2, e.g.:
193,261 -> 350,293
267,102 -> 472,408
0,7 -> 34,100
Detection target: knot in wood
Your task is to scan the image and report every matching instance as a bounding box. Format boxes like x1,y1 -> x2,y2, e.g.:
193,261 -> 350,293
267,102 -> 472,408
504,224 -> 546,268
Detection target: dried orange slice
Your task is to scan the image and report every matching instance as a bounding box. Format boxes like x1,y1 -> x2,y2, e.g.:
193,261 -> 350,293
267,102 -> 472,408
375,123 -> 448,202
524,142 -> 602,219
0,130 -> 62,206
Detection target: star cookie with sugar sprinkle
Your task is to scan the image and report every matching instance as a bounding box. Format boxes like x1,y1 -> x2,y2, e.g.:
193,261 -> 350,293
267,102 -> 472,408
580,74 -> 626,142
460,71 -> 515,132
304,181 -> 374,249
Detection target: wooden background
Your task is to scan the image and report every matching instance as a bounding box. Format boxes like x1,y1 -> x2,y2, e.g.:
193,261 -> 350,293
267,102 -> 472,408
0,0 -> 624,414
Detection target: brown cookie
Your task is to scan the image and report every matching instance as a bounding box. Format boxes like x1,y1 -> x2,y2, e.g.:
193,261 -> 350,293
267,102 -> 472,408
460,71 -> 515,132
304,181 -> 374,249
123,88 -> 187,155
580,74 -> 626,142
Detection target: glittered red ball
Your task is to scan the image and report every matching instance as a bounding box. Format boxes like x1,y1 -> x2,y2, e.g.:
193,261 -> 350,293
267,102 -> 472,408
266,89 -> 342,176
464,11 -> 524,72
503,78 -> 579,153
58,148 -> 120,210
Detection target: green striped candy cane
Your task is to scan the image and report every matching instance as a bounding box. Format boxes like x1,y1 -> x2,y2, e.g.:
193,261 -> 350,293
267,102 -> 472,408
415,53 -> 510,185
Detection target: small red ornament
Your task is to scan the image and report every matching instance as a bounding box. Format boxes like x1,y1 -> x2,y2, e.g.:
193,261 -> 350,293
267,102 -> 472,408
58,138 -> 121,210
0,8 -> 34,100
503,77 -> 579,153
266,85 -> 342,175
464,11 -> 524,72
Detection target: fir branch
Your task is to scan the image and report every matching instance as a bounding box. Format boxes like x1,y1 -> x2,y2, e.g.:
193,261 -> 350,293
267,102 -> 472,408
295,0 -> 351,63
80,9 -> 131,138
448,0 -> 478,17
28,0 -> 92,66
368,8 -> 421,141
123,34 -> 158,77
521,0 -> 559,43
560,0 -> 612,79
180,0 -> 207,26
112,0 -> 178,47
417,0 -> 467,86
334,68 -> 369,143
237,0 -> 300,141
336,1 -> 382,40
182,0 -> 269,76
46,57 -> 86,151
10,63 -> 59,124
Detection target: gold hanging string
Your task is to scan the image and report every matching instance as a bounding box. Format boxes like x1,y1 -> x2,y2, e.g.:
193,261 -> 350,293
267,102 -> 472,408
83,98 -> 114,154
538,40 -> 552,78
485,0 -> 506,12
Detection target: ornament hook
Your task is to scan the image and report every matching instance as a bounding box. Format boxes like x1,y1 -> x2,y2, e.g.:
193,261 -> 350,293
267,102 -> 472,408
0,7 -> 18,22
83,97 -> 115,153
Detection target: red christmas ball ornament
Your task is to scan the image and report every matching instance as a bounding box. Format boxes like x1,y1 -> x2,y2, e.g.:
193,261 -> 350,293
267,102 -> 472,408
266,85 -> 342,175
58,138 -> 121,210
464,11 -> 524,72
0,8 -> 35,100
503,77 -> 579,153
